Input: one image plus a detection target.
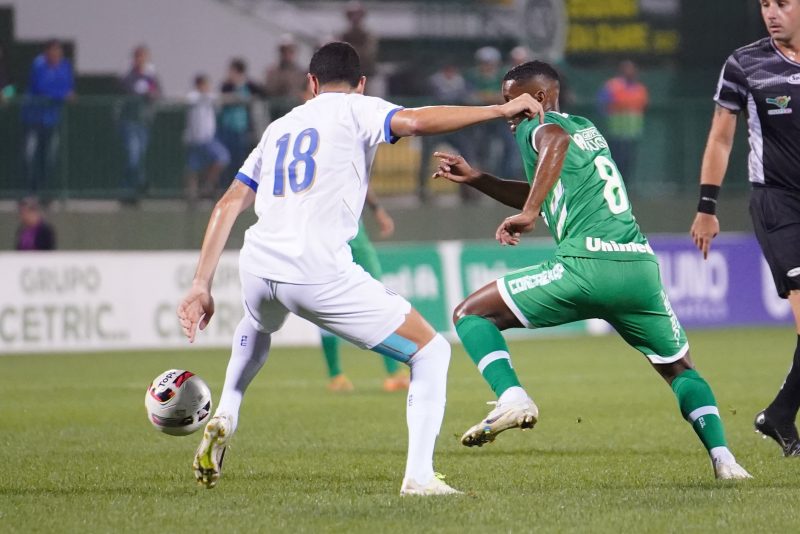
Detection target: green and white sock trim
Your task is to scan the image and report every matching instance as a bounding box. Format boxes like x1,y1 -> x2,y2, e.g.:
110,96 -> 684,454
477,350 -> 512,373
686,405 -> 720,423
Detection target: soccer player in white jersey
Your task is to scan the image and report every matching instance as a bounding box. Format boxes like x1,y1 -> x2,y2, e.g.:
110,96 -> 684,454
177,42 -> 543,495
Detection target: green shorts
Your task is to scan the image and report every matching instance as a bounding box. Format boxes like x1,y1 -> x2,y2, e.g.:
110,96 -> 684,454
349,222 -> 382,278
497,256 -> 688,364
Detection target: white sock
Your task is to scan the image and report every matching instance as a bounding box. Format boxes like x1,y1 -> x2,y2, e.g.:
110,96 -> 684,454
498,386 -> 529,405
215,317 -> 271,433
709,446 -> 736,465
403,334 -> 450,485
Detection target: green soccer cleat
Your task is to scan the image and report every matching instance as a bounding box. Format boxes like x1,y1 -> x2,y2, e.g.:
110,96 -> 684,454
400,473 -> 463,496
461,398 -> 539,447
193,414 -> 233,489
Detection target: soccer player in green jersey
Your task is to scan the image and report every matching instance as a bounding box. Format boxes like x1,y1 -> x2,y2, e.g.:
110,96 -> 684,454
322,189 -> 410,393
433,60 -> 750,480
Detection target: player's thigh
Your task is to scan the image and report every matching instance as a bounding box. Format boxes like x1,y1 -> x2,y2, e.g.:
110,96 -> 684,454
604,261 -> 688,364
497,257 -> 592,328
349,223 -> 382,278
277,265 -> 430,359
239,269 -> 290,333
750,188 -> 800,299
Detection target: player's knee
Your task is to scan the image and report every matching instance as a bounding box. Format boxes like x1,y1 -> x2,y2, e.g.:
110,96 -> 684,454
414,333 -> 451,364
453,299 -> 480,325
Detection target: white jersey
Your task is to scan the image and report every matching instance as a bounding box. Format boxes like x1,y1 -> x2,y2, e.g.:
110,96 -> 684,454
236,92 -> 402,284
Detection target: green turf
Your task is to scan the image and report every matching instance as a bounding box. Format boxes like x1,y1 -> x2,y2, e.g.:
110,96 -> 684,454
2,327 -> 800,533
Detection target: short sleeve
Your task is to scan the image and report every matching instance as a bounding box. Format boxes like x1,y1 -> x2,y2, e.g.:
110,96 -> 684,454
714,54 -> 748,112
236,130 -> 268,192
350,95 -> 404,146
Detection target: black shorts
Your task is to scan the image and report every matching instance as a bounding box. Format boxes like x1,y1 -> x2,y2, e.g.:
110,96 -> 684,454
750,186 -> 800,298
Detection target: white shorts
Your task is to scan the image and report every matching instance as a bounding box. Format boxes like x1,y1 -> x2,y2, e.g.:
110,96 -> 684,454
239,264 -> 412,350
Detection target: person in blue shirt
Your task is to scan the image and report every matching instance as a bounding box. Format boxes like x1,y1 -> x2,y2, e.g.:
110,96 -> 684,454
23,39 -> 74,192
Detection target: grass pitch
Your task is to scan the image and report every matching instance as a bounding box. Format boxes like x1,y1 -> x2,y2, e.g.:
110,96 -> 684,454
2,327 -> 800,533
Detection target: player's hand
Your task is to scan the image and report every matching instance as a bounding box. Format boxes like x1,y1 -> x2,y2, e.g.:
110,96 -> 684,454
690,212 -> 720,259
498,93 -> 545,124
432,151 -> 480,184
374,206 -> 395,238
177,283 -> 215,343
496,211 -> 537,246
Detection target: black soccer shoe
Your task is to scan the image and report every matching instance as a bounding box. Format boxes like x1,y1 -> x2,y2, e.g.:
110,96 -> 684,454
754,410 -> 800,457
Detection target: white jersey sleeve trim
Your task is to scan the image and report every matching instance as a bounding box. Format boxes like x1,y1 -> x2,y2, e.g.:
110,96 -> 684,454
530,123 -> 549,153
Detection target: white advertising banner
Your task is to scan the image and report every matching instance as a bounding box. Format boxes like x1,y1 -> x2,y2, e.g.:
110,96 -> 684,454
0,251 -> 320,354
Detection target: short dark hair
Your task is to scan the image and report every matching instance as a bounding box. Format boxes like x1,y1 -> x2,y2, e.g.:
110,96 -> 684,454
309,42 -> 361,87
230,58 -> 247,74
503,60 -> 560,85
194,74 -> 208,87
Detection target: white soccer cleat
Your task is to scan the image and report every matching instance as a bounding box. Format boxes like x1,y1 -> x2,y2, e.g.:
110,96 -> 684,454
461,398 -> 539,447
400,473 -> 463,496
713,458 -> 753,480
193,414 -> 234,489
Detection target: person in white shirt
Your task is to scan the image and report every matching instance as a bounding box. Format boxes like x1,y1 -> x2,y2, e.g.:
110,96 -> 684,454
184,74 -> 230,199
178,42 -> 542,496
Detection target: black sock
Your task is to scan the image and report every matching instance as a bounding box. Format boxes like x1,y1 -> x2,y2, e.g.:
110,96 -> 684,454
766,335 -> 800,423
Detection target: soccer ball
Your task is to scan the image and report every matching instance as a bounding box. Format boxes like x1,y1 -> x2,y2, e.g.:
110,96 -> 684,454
145,369 -> 212,436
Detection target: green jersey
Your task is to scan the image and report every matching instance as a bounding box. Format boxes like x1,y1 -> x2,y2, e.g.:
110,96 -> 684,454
514,111 -> 655,262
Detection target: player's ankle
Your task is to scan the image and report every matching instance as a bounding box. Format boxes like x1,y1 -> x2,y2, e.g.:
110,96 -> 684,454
498,386 -> 529,405
709,446 -> 735,465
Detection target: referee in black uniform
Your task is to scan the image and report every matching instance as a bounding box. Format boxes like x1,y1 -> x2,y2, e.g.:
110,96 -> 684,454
691,0 -> 800,456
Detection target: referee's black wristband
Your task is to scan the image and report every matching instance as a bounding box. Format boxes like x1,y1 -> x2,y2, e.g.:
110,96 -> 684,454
697,184 -> 721,215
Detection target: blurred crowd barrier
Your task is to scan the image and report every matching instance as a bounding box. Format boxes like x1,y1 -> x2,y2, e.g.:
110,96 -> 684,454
0,95 -> 752,200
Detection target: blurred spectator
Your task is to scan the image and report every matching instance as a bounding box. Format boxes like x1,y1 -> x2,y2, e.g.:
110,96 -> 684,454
119,45 -> 161,200
265,34 -> 307,118
340,1 -> 377,77
183,74 -> 230,200
597,60 -> 649,181
466,46 -> 516,197
509,45 -> 532,67
0,42 -> 15,102
15,197 -> 56,251
219,58 -> 264,176
22,39 -> 74,193
417,62 -> 475,201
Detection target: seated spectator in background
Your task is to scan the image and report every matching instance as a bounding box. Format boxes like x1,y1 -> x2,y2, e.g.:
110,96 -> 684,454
265,34 -> 307,118
509,45 -> 532,67
119,45 -> 161,200
183,74 -> 229,200
340,1 -> 378,77
465,46 -> 516,198
417,62 -> 475,201
0,42 -> 15,102
597,60 -> 649,181
15,197 -> 56,251
22,39 -> 74,193
219,58 -> 264,176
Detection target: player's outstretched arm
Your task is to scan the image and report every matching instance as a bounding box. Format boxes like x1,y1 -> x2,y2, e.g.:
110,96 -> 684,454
177,180 -> 255,342
433,151 -> 530,209
390,93 -> 544,137
690,105 -> 737,259
496,124 -> 570,245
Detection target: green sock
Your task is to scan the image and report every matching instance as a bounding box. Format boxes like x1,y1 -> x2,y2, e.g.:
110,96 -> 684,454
671,369 -> 728,451
321,333 -> 341,378
455,315 -> 521,398
382,355 -> 399,375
